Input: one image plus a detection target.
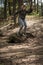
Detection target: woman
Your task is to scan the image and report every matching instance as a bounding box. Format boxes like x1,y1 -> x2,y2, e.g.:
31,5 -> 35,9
14,4 -> 33,36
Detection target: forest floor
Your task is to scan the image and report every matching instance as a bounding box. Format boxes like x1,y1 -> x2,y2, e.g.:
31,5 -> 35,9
0,16 -> 43,65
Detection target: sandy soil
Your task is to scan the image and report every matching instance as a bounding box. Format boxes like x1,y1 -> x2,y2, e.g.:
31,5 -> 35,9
0,17 -> 43,65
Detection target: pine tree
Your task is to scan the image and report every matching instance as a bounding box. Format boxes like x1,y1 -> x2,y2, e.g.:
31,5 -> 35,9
4,0 -> 7,19
37,0 -> 39,13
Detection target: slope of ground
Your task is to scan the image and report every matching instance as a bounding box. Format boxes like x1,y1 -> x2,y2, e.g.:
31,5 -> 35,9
0,16 -> 43,65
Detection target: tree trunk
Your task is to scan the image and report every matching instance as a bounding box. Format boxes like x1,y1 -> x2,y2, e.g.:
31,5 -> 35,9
41,0 -> 43,16
34,0 -> 36,11
37,0 -> 39,13
8,2 -> 11,15
4,0 -> 7,19
30,0 -> 32,9
13,0 -> 16,24
18,0 -> 23,10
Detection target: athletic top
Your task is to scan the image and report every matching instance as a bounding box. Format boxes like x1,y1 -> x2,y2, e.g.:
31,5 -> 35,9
14,8 -> 33,20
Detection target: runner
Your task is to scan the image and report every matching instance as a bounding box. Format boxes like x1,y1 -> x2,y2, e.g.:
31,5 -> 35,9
14,4 -> 33,36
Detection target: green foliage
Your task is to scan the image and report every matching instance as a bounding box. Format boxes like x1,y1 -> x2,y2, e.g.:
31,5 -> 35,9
31,11 -> 39,16
0,0 -> 43,19
0,63 -> 4,65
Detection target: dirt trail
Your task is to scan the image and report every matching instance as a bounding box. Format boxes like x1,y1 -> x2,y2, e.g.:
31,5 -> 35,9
0,17 -> 43,65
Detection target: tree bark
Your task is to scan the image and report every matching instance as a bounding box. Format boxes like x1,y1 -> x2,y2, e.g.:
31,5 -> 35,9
41,1 -> 43,16
34,0 -> 36,11
8,2 -> 11,15
30,0 -> 32,9
13,0 -> 16,24
18,0 -> 23,10
4,0 -> 7,19
37,0 -> 39,13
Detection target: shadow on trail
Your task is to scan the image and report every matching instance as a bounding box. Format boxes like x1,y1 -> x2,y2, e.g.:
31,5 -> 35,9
8,33 -> 35,43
